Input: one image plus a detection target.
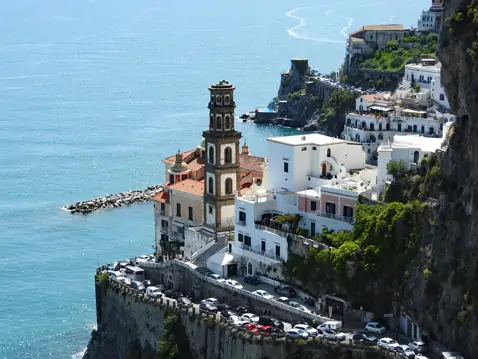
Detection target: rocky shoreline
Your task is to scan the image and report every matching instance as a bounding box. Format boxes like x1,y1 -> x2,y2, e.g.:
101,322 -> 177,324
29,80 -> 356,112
61,185 -> 164,214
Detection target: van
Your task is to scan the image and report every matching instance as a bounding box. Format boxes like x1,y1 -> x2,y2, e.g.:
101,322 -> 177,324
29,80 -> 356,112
124,266 -> 145,281
317,320 -> 342,331
442,352 -> 465,359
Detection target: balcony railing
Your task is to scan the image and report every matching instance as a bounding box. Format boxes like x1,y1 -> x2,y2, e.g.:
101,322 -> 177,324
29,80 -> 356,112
239,243 -> 282,262
236,220 -> 246,227
160,226 -> 169,233
170,231 -> 184,241
254,224 -> 331,250
160,210 -> 165,216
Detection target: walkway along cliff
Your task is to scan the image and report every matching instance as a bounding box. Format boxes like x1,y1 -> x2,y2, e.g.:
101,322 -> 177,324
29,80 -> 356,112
84,265 -> 401,359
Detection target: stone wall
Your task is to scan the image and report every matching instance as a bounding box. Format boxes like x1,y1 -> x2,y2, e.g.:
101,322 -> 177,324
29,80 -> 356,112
84,271 -> 399,359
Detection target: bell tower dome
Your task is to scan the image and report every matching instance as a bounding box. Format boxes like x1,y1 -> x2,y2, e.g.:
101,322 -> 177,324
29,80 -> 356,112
203,80 -> 242,232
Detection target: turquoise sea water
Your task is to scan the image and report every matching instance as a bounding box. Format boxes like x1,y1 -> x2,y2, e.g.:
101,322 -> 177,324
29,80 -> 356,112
0,1 -> 428,358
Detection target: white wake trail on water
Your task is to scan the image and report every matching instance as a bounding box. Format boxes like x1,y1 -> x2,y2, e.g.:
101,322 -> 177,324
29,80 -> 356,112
72,348 -> 86,359
340,17 -> 354,38
285,8 -> 345,44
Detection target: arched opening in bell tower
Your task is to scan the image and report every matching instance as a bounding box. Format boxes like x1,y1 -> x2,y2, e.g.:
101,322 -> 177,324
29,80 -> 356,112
225,147 -> 232,164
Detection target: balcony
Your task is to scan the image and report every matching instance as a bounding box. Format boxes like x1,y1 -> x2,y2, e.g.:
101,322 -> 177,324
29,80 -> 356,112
311,210 -> 354,224
160,226 -> 169,233
236,220 -> 246,227
239,243 -> 282,262
160,210 -> 165,216
254,223 -> 331,250
170,231 -> 184,241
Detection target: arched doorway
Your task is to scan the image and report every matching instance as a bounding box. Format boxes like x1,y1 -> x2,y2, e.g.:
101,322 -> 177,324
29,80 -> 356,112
247,261 -> 253,275
413,151 -> 419,164
321,162 -> 327,177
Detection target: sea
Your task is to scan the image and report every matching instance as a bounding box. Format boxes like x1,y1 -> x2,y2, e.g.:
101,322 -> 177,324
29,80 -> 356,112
0,1 -> 428,358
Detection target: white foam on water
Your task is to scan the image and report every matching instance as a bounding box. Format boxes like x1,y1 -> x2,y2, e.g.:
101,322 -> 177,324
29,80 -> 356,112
285,8 -> 344,44
72,347 -> 86,359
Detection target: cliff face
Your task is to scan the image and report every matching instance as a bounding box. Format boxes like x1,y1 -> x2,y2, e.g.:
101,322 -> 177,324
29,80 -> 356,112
403,1 -> 478,357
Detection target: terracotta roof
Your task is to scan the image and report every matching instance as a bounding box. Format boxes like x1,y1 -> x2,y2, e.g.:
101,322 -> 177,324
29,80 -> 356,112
168,179 -> 204,197
152,191 -> 169,203
187,158 -> 203,171
360,93 -> 388,102
239,154 -> 264,174
240,173 -> 253,187
163,149 -> 196,164
363,24 -> 404,31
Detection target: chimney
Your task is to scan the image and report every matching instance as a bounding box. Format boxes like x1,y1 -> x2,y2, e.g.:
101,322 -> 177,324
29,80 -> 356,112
242,140 -> 249,155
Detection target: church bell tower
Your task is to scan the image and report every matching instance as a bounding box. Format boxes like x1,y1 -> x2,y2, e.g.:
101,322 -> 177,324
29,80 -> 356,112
203,80 -> 242,232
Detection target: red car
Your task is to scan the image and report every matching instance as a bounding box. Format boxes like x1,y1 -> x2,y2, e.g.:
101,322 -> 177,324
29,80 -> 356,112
242,323 -> 258,331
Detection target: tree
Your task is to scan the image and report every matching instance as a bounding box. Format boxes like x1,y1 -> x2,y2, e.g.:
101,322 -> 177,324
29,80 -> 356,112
387,160 -> 407,178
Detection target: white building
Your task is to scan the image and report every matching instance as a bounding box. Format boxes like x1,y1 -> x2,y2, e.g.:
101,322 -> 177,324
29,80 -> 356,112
227,134 -> 377,279
376,121 -> 453,194
417,0 -> 444,33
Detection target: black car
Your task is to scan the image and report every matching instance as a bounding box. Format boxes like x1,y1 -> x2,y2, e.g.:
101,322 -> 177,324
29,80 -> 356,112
235,306 -> 250,315
352,333 -> 377,344
142,280 -> 152,288
131,281 -> 146,292
199,302 -> 218,313
258,316 -> 284,330
220,310 -> 237,319
177,297 -> 193,308
273,286 -> 297,298
216,303 -> 231,311
244,275 -> 260,285
164,289 -> 181,299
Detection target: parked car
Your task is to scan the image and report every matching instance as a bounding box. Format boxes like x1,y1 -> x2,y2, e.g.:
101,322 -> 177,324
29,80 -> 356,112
378,338 -> 400,350
352,333 -> 377,344
415,356 -> 428,359
216,303 -> 232,311
201,298 -> 219,306
441,352 -> 465,359
228,315 -> 241,323
286,328 -> 309,339
274,286 -> 297,298
288,301 -> 307,312
244,275 -> 260,285
225,279 -> 243,289
164,289 -> 181,299
220,310 -> 237,319
207,273 -> 222,280
131,281 -> 146,292
294,324 -> 318,336
177,297 -> 193,308
396,345 -> 416,358
199,302 -> 218,313
409,340 -> 428,353
252,290 -> 274,300
233,320 -> 250,327
365,322 -> 387,334
146,286 -> 163,297
235,306 -> 250,316
258,316 -> 284,330
317,321 -> 342,331
116,277 -> 131,286
322,329 -> 346,341
275,296 -> 290,305
241,313 -> 259,323
217,278 -> 227,284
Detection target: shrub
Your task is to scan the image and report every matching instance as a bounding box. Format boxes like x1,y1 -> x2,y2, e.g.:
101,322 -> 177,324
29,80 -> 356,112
97,272 -> 109,288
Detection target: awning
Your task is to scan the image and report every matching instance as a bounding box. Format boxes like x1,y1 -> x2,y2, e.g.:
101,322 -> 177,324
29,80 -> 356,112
369,106 -> 393,112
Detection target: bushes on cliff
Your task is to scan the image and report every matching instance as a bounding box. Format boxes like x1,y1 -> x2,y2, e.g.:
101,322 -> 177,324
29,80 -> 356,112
96,272 -> 109,288
315,88 -> 356,137
158,311 -> 191,359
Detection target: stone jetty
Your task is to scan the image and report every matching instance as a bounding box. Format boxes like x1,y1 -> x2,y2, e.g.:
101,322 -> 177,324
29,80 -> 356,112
62,185 -> 164,214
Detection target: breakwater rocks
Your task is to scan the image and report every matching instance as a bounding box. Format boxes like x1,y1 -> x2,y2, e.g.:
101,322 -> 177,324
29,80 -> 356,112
62,185 -> 164,214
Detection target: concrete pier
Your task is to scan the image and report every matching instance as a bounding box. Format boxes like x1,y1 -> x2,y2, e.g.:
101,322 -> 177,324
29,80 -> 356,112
61,185 -> 164,214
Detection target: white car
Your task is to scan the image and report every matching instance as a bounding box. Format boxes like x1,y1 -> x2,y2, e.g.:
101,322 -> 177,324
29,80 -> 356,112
293,324 -> 318,336
241,313 -> 259,323
225,279 -> 243,289
233,320 -> 250,327
201,298 -> 219,305
286,328 -> 309,339
378,338 -> 400,350
116,277 -> 131,286
322,329 -> 346,341
145,286 -> 163,297
365,322 -> 387,334
252,290 -> 274,299
289,301 -> 308,312
217,279 -> 227,284
396,345 -> 416,358
409,340 -> 427,353
208,273 -> 222,280
228,315 -> 241,324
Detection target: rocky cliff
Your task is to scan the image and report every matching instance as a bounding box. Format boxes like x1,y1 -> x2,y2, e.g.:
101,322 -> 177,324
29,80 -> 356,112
401,1 -> 478,357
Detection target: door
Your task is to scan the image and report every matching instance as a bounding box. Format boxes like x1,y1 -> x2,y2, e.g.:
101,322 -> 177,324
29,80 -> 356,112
311,222 -> 316,237
261,240 -> 266,252
227,263 -> 238,277
247,262 -> 253,275
321,163 -> 327,177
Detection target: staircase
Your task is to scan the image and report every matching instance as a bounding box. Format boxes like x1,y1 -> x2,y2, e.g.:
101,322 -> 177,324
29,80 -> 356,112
192,242 -> 226,275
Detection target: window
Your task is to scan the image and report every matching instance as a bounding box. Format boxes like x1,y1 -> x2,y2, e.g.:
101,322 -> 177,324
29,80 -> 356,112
216,95 -> 222,105
261,240 -> 266,252
244,235 -> 251,246
378,123 -> 382,131
301,147 -> 307,151
215,115 -> 222,130
386,123 -> 390,131
312,146 -> 317,151
208,205 -> 213,214
181,174 -> 187,180
398,123 -> 402,131
225,115 -> 231,129
284,162 -> 289,173
378,133 -> 383,140
161,220 -> 168,229
370,123 -> 375,131
208,177 -> 214,194
325,202 -> 336,215
439,93 -> 445,101
160,203 -> 165,212
225,147 -> 232,163
275,245 -> 281,257
209,114 -> 214,128
238,233 -> 244,242
413,125 -> 417,133
421,125 -> 425,134
327,148 -> 331,157
408,125 -> 412,132
224,95 -> 230,105
176,203 -> 181,217
188,206 -> 193,221
310,201 -> 317,211
169,174 -> 174,184
225,178 -> 233,194
208,146 -> 214,164
343,206 -> 354,218
239,211 -> 246,223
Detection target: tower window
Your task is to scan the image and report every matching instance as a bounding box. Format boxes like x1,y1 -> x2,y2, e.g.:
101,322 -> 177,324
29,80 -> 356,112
176,203 -> 181,217
216,95 -> 222,105
225,178 -> 233,194
284,162 -> 289,173
210,95 -> 215,103
225,115 -> 231,130
208,146 -> 214,164
327,148 -> 331,157
208,177 -> 214,194
224,95 -> 231,105
225,147 -> 232,164
215,115 -> 222,130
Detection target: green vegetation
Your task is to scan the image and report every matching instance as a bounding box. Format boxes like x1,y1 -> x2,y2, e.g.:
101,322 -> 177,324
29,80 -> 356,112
97,271 -> 109,288
274,213 -> 301,225
446,0 -> 478,63
158,311 -> 191,359
423,267 -> 432,280
359,33 -> 438,71
288,89 -> 305,101
286,201 -> 425,310
317,88 -> 356,137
